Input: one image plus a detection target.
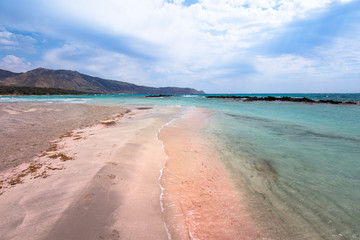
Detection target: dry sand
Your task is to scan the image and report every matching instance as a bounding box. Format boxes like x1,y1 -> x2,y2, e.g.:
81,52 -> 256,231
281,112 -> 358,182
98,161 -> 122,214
0,103 -> 129,171
0,103 -> 181,240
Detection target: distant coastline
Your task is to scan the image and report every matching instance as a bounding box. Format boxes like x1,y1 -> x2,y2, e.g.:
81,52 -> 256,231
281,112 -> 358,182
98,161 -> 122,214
0,68 -> 205,95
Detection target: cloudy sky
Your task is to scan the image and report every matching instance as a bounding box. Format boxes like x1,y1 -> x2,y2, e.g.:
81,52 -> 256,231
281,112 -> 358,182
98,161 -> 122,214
1,0 -> 359,93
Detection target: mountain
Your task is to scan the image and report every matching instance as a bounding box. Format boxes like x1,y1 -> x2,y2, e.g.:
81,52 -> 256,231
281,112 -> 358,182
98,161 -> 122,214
0,69 -> 22,79
0,68 -> 205,95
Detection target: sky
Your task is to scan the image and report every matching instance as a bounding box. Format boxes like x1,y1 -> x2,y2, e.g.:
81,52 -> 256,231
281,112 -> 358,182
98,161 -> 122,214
0,0 -> 359,93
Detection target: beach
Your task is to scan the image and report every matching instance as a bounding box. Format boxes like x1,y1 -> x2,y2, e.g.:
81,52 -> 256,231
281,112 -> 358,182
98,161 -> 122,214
0,103 -> 183,239
1,102 -> 248,240
0,103 -> 279,239
0,103 -> 130,172
1,99 -> 359,239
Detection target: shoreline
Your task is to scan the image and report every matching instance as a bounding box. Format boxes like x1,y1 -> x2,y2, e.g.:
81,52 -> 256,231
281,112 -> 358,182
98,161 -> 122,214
1,96 -> 358,239
159,107 -> 306,240
157,115 -> 181,240
1,102 -> 301,239
159,108 -> 266,239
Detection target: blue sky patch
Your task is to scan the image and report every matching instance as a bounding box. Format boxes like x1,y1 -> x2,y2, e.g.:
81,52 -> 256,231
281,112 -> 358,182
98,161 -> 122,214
182,0 -> 199,7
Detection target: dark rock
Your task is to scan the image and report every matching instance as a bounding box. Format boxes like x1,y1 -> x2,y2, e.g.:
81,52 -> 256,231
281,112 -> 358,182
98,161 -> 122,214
145,94 -> 174,98
205,95 -> 357,105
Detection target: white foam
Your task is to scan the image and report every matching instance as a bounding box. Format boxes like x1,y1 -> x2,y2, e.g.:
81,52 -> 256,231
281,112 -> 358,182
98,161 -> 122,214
156,107 -> 195,240
157,116 -> 179,240
0,96 -> 91,104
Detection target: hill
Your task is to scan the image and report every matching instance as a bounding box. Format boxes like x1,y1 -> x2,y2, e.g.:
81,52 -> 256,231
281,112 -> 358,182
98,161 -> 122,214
0,69 -> 22,79
0,68 -> 204,95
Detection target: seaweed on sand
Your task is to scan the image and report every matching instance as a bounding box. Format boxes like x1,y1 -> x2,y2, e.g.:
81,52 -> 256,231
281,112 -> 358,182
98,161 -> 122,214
48,153 -> 73,161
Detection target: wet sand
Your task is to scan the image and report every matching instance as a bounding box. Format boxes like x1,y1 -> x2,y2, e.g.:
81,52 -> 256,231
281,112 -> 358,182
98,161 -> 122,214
159,108 -> 266,239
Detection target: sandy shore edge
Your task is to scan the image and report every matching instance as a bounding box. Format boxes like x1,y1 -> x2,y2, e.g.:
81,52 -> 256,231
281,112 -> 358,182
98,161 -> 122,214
159,108 -> 269,239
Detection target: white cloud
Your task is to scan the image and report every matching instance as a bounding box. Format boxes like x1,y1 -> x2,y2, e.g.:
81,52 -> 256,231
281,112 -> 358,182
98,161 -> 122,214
313,37 -> 360,78
238,33 -> 360,93
255,54 -> 316,76
41,43 -> 155,85
0,55 -> 31,72
1,0 -> 358,92
256,34 -> 360,79
46,0 -> 339,65
0,30 -> 16,46
0,29 -> 36,52
0,38 -> 15,45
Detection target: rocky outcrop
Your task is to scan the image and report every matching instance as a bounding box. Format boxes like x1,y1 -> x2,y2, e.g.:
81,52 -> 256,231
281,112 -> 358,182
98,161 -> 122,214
206,95 -> 357,105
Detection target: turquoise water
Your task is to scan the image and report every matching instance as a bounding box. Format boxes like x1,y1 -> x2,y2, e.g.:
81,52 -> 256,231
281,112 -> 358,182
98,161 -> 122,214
1,94 -> 360,239
203,101 -> 360,239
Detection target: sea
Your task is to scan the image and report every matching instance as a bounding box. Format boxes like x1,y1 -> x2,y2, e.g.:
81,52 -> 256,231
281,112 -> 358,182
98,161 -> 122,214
1,93 -> 360,239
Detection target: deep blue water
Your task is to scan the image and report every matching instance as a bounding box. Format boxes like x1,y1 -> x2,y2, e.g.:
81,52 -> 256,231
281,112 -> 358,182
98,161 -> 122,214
1,93 -> 360,239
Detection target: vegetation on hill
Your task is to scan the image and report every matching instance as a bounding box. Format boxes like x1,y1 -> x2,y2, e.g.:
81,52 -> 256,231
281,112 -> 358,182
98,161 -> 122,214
0,86 -> 97,95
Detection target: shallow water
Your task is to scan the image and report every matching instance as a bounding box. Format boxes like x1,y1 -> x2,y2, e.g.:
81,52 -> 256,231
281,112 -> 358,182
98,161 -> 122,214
204,101 -> 360,239
2,94 -> 360,239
